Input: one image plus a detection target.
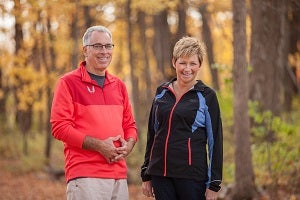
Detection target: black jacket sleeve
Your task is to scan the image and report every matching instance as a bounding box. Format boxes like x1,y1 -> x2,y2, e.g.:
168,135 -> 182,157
140,98 -> 157,182
206,89 -> 223,192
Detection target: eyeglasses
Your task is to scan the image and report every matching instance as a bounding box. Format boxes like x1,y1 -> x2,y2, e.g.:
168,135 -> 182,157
86,43 -> 114,50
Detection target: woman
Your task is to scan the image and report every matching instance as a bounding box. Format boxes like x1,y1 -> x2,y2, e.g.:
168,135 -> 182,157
141,36 -> 223,200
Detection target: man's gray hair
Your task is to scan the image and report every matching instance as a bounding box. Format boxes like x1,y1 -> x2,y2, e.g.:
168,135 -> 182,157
82,25 -> 112,46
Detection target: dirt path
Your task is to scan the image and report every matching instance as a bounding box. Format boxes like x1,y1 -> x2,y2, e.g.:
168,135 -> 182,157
1,160 -> 299,200
0,170 -> 147,200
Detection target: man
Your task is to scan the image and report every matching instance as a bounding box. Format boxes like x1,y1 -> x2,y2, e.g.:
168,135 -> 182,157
50,25 -> 138,200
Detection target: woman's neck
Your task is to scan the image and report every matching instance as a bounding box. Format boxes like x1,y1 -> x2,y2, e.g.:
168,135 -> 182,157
176,80 -> 197,90
172,80 -> 197,100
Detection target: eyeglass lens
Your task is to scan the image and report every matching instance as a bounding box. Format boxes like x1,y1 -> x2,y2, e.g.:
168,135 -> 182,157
88,44 -> 114,50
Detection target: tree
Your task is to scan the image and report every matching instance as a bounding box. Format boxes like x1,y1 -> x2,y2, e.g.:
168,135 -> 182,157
232,0 -> 256,199
249,0 -> 289,116
174,0 -> 187,42
199,2 -> 220,91
152,9 -> 172,81
44,10 -> 58,164
0,49 -> 9,130
70,0 -> 80,69
126,0 -> 139,125
13,0 -> 32,155
284,0 -> 300,110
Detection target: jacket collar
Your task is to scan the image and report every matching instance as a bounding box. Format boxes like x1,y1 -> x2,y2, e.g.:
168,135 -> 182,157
163,77 -> 207,92
79,61 -> 116,85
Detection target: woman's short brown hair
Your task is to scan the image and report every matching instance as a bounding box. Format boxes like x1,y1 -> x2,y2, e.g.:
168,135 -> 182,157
173,36 -> 206,65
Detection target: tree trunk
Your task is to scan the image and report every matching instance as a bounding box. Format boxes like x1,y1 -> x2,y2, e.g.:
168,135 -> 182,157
175,0 -> 187,41
70,0 -> 79,69
137,11 -> 152,112
13,0 -> 23,128
152,10 -> 172,82
284,0 -> 300,111
249,0 -> 288,116
14,0 -> 23,53
32,11 -> 44,133
232,0 -> 256,199
83,5 -> 94,29
17,109 -> 32,155
44,15 -> 57,163
199,3 -> 220,91
136,11 -> 152,152
126,0 -> 140,127
0,65 -> 8,130
14,0 -> 33,155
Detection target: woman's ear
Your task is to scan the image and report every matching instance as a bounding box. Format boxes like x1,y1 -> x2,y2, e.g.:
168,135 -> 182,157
172,58 -> 176,68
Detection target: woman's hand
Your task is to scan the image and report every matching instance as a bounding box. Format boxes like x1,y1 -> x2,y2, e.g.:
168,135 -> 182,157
142,181 -> 155,198
205,188 -> 218,200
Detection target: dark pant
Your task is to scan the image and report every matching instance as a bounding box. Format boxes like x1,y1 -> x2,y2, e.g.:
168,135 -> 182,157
151,175 -> 206,200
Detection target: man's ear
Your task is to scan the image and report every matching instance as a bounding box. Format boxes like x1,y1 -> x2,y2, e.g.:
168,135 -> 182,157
83,46 -> 88,57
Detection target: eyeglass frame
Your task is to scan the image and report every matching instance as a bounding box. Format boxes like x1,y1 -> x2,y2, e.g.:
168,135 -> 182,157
85,43 -> 115,50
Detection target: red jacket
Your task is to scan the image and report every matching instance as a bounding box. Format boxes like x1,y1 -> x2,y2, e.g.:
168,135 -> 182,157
50,61 -> 138,182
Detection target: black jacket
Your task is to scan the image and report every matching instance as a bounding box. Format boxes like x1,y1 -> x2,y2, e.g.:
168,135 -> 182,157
141,79 -> 223,192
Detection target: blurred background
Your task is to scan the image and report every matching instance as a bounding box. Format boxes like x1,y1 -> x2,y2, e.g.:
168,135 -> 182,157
0,0 -> 299,199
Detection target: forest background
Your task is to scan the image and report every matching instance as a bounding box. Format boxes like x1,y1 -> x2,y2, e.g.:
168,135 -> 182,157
0,0 -> 300,199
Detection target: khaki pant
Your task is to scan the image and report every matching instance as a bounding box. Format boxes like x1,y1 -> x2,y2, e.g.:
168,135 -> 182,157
66,178 -> 129,200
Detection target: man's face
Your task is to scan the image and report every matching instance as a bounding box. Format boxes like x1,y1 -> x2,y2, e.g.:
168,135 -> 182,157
83,31 -> 113,75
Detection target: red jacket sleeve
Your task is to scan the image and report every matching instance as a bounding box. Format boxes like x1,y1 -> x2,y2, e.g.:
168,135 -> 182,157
120,82 -> 138,142
50,79 -> 86,147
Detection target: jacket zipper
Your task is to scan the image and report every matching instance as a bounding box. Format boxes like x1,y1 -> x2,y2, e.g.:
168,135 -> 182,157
164,103 -> 177,176
164,86 -> 180,176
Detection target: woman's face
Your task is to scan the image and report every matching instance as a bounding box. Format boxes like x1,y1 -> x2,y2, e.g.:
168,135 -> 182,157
173,54 -> 201,84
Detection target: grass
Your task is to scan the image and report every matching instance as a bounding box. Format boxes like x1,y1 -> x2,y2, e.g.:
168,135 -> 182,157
0,130 -> 64,174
